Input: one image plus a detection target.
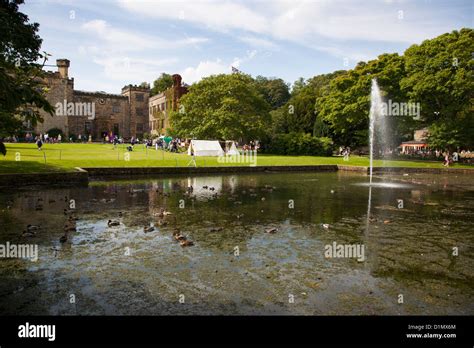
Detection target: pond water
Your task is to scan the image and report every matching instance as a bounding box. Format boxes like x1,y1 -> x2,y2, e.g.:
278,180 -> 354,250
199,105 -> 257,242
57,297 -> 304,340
0,172 -> 473,315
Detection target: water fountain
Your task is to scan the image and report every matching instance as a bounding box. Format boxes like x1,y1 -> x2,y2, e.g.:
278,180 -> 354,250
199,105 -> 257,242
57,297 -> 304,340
368,78 -> 383,184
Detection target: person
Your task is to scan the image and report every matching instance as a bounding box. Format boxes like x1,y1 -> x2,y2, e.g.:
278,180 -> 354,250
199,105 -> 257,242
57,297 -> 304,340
58,134 -> 62,143
88,134 -> 92,143
105,135 -> 109,143
113,136 -> 119,149
188,149 -> 196,167
36,136 -> 43,151
443,152 -> 450,167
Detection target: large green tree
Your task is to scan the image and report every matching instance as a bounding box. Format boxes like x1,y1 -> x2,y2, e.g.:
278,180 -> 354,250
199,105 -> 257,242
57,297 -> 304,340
150,73 -> 173,96
270,71 -> 345,136
401,28 -> 474,150
317,53 -> 408,147
169,73 -> 271,141
0,0 -> 54,150
253,75 -> 290,109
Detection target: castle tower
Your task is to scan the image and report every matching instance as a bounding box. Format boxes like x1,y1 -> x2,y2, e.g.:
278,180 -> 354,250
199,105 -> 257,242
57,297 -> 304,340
56,59 -> 70,79
121,85 -> 150,139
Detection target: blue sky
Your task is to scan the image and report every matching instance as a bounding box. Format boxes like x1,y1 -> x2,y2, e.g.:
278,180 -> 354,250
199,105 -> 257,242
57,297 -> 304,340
22,0 -> 473,93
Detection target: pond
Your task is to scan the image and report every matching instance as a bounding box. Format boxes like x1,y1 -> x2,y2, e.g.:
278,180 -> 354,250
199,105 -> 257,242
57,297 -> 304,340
0,171 -> 473,315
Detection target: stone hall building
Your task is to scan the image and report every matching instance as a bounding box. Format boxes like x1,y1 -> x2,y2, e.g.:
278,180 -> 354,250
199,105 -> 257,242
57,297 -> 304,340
35,59 -> 187,140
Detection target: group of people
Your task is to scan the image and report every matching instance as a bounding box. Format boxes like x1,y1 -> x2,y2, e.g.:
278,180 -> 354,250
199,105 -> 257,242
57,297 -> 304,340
242,141 -> 259,151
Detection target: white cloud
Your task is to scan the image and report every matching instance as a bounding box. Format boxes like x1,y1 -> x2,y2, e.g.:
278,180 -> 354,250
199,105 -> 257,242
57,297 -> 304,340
181,59 -> 230,84
119,0 -> 268,33
181,50 -> 258,83
118,0 -> 463,59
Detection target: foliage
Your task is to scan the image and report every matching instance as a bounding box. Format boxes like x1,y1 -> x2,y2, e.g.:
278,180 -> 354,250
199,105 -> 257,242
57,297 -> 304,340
317,53 -> 408,147
169,73 -> 271,141
0,0 -> 55,148
270,71 -> 345,136
264,132 -> 334,156
46,127 -> 63,138
253,75 -> 290,109
150,73 -> 173,96
400,28 -> 474,149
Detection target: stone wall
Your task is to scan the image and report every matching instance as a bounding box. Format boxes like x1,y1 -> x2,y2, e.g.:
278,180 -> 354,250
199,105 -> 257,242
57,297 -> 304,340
121,85 -> 150,139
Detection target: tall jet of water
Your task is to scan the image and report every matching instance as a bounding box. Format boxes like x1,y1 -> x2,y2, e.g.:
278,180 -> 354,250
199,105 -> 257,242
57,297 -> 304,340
368,79 -> 384,184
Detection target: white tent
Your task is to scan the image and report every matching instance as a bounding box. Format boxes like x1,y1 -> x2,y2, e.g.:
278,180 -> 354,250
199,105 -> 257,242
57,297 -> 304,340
227,141 -> 239,155
188,140 -> 224,157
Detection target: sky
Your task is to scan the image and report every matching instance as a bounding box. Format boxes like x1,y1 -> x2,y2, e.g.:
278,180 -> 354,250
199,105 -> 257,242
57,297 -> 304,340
22,0 -> 473,94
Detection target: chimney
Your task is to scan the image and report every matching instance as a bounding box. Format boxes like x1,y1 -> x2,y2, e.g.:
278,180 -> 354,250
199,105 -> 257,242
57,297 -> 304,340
172,74 -> 182,87
56,59 -> 70,79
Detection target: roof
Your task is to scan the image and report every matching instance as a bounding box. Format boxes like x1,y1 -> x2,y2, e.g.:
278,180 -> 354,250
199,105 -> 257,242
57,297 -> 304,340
400,140 -> 428,145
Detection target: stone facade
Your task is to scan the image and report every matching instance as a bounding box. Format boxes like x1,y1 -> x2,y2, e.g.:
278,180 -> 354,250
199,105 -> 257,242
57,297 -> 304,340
35,59 -> 151,140
149,74 -> 188,135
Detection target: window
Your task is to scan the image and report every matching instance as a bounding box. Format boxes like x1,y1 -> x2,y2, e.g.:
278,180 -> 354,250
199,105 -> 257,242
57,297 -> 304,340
113,105 -> 120,113
135,93 -> 144,101
136,108 -> 144,116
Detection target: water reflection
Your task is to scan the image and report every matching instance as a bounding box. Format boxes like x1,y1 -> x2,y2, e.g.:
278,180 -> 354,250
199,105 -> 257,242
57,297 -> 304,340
0,172 -> 473,315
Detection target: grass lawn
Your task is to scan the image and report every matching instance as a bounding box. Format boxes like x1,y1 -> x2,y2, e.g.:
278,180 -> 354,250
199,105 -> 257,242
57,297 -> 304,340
0,142 -> 470,174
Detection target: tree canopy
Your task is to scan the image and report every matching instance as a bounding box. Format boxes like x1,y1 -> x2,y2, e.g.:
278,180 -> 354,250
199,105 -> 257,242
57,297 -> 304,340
0,0 -> 54,141
150,73 -> 173,96
169,73 -> 271,141
401,28 -> 474,150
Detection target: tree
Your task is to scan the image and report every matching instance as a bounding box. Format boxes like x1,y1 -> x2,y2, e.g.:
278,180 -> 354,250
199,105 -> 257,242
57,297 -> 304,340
317,53 -> 407,147
270,71 -> 345,136
401,28 -> 474,149
150,73 -> 173,96
254,76 -> 290,109
0,0 -> 54,151
169,73 -> 271,141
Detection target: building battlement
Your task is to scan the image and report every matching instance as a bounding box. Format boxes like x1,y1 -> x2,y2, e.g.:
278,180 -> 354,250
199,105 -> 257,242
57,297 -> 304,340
36,58 -> 186,140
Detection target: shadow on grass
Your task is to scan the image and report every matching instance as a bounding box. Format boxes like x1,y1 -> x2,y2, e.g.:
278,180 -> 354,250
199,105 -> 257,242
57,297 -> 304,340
0,160 -> 68,174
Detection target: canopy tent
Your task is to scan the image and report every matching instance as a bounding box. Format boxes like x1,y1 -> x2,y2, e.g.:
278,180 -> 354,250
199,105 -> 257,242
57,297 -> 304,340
188,140 -> 225,157
227,141 -> 239,155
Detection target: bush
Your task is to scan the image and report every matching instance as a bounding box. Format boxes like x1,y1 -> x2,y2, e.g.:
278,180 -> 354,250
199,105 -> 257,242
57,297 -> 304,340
263,132 -> 333,156
46,128 -> 63,139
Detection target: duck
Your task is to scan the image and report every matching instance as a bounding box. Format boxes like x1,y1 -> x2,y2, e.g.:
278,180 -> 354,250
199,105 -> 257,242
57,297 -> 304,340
265,227 -> 278,234
180,239 -> 194,247
59,235 -> 67,243
155,208 -> 172,218
26,224 -> 41,232
22,230 -> 36,238
144,226 -> 155,233
321,223 -> 330,229
64,223 -> 76,232
172,229 -> 186,241
203,185 -> 208,189
209,227 -> 223,232
236,214 -> 244,219
107,219 -> 120,227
